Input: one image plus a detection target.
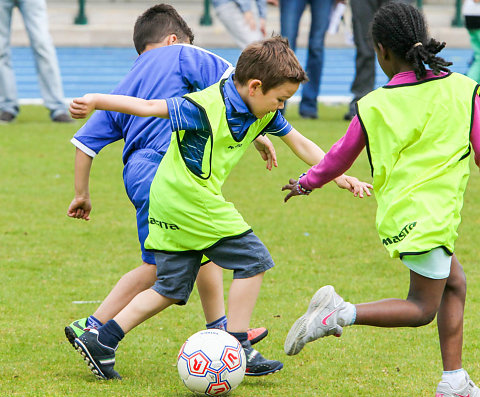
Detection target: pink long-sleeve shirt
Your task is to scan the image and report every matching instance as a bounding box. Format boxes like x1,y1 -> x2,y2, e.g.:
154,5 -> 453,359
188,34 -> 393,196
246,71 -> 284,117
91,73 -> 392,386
300,71 -> 480,190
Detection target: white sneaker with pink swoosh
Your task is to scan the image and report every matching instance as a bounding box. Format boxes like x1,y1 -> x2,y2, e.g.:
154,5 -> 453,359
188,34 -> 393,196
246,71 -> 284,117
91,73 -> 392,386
436,374 -> 480,397
284,285 -> 353,356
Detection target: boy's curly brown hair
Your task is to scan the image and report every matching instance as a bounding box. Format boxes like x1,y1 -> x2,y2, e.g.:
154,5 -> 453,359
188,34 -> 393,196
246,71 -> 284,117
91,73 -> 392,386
235,36 -> 308,93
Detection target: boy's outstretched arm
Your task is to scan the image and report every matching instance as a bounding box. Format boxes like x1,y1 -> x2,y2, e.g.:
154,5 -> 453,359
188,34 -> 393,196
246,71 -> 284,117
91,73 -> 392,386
67,148 -> 93,220
69,94 -> 169,119
280,127 -> 371,197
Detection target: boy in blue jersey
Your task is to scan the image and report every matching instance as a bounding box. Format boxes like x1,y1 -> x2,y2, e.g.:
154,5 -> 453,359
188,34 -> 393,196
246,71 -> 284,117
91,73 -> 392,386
69,35 -> 372,381
65,3 -> 273,372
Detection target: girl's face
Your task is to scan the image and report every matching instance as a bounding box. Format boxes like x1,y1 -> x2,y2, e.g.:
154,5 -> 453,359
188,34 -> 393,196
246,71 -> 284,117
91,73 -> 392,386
374,42 -> 395,80
374,41 -> 416,80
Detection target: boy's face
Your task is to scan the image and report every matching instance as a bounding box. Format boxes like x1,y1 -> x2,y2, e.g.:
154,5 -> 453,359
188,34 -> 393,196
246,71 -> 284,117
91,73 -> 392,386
247,80 -> 299,119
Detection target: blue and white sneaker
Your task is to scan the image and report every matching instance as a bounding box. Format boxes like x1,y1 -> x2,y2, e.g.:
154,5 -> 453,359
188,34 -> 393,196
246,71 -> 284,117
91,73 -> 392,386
73,328 -> 121,380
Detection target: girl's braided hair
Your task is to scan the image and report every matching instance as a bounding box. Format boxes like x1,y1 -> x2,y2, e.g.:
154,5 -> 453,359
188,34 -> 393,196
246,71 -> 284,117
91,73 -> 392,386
371,2 -> 452,80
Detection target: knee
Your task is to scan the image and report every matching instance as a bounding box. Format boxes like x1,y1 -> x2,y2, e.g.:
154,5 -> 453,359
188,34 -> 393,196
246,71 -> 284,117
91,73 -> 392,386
120,263 -> 156,288
408,298 -> 439,327
307,39 -> 325,55
413,309 -> 437,327
446,261 -> 467,297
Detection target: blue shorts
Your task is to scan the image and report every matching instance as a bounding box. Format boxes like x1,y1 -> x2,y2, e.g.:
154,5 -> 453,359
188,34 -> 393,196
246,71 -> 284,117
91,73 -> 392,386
151,231 -> 275,305
123,149 -> 164,265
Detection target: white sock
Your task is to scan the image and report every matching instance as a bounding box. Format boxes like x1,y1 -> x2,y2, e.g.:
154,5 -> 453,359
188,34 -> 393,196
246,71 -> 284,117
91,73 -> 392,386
442,369 -> 467,389
337,302 -> 356,327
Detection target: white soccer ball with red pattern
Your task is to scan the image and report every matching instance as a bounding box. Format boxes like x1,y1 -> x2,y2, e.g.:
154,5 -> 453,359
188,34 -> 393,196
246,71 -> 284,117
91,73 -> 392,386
177,329 -> 246,396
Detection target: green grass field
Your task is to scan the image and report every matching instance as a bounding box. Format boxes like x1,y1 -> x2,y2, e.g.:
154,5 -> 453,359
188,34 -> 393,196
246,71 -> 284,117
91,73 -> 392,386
1,105 -> 479,396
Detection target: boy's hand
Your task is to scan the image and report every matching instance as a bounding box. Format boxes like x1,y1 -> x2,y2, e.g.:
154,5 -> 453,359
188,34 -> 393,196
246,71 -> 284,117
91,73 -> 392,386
244,11 -> 256,31
69,94 -> 96,119
259,18 -> 267,37
67,197 -> 92,221
334,175 -> 372,198
254,135 -> 278,170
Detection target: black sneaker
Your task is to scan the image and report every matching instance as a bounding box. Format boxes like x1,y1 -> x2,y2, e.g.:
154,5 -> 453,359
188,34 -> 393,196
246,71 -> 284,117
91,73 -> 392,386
299,111 -> 318,120
73,328 -> 122,380
242,341 -> 283,376
52,112 -> 73,123
0,111 -> 15,123
65,318 -> 88,348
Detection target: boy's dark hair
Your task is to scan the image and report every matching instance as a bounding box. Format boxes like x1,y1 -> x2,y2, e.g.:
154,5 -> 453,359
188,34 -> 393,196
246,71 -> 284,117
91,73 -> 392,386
235,36 -> 308,93
371,2 -> 451,80
133,4 -> 194,54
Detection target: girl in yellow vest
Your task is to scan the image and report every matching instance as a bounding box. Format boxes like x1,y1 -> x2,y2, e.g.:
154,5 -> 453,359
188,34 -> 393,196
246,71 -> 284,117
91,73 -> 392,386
283,3 -> 480,396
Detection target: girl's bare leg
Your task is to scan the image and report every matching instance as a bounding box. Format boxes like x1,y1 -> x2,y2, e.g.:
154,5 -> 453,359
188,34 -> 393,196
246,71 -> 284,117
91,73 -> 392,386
355,271 -> 447,327
436,254 -> 466,371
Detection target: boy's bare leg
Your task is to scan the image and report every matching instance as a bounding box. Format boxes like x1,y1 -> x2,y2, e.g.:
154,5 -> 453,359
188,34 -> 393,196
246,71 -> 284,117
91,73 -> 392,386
72,289 -> 177,380
226,272 -> 283,376
196,261 -> 226,323
93,261 -> 226,325
114,289 -> 178,333
437,254 -> 465,371
227,272 -> 264,332
93,262 -> 156,323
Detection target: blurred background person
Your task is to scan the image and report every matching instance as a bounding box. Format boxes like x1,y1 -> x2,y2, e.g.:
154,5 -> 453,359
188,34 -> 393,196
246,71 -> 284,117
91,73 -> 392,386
0,0 -> 71,123
279,0 -> 336,119
212,0 -> 267,49
344,0 -> 414,121
463,0 -> 480,82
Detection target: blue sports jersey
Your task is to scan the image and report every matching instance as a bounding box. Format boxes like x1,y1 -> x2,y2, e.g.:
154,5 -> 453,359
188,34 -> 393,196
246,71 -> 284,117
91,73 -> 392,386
71,44 -> 233,163
166,74 -> 292,138
70,44 -> 233,265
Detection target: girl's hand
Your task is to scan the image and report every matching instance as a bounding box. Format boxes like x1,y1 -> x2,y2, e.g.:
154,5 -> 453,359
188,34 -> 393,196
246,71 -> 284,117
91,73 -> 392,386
334,175 -> 372,198
69,94 -> 96,119
282,178 -> 311,202
282,179 -> 301,202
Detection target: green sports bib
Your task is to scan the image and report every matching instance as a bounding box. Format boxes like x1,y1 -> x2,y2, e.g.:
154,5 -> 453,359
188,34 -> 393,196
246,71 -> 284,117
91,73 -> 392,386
145,80 -> 276,252
357,72 -> 478,258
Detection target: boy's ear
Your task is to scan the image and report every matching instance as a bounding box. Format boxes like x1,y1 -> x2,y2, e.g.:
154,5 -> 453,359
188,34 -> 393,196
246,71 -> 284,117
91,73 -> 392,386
166,34 -> 178,46
248,79 -> 263,96
148,34 -> 179,51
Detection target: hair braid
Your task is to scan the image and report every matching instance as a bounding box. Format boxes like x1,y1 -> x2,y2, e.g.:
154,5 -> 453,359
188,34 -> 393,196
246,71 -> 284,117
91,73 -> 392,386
371,2 -> 451,80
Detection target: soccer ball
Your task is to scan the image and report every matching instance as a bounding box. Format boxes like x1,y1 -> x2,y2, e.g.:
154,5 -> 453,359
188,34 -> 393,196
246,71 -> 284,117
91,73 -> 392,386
177,329 -> 246,396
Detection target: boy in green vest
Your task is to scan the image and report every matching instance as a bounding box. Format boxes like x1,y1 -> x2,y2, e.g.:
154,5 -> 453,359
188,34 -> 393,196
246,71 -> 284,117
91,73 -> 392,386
68,36 -> 372,381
